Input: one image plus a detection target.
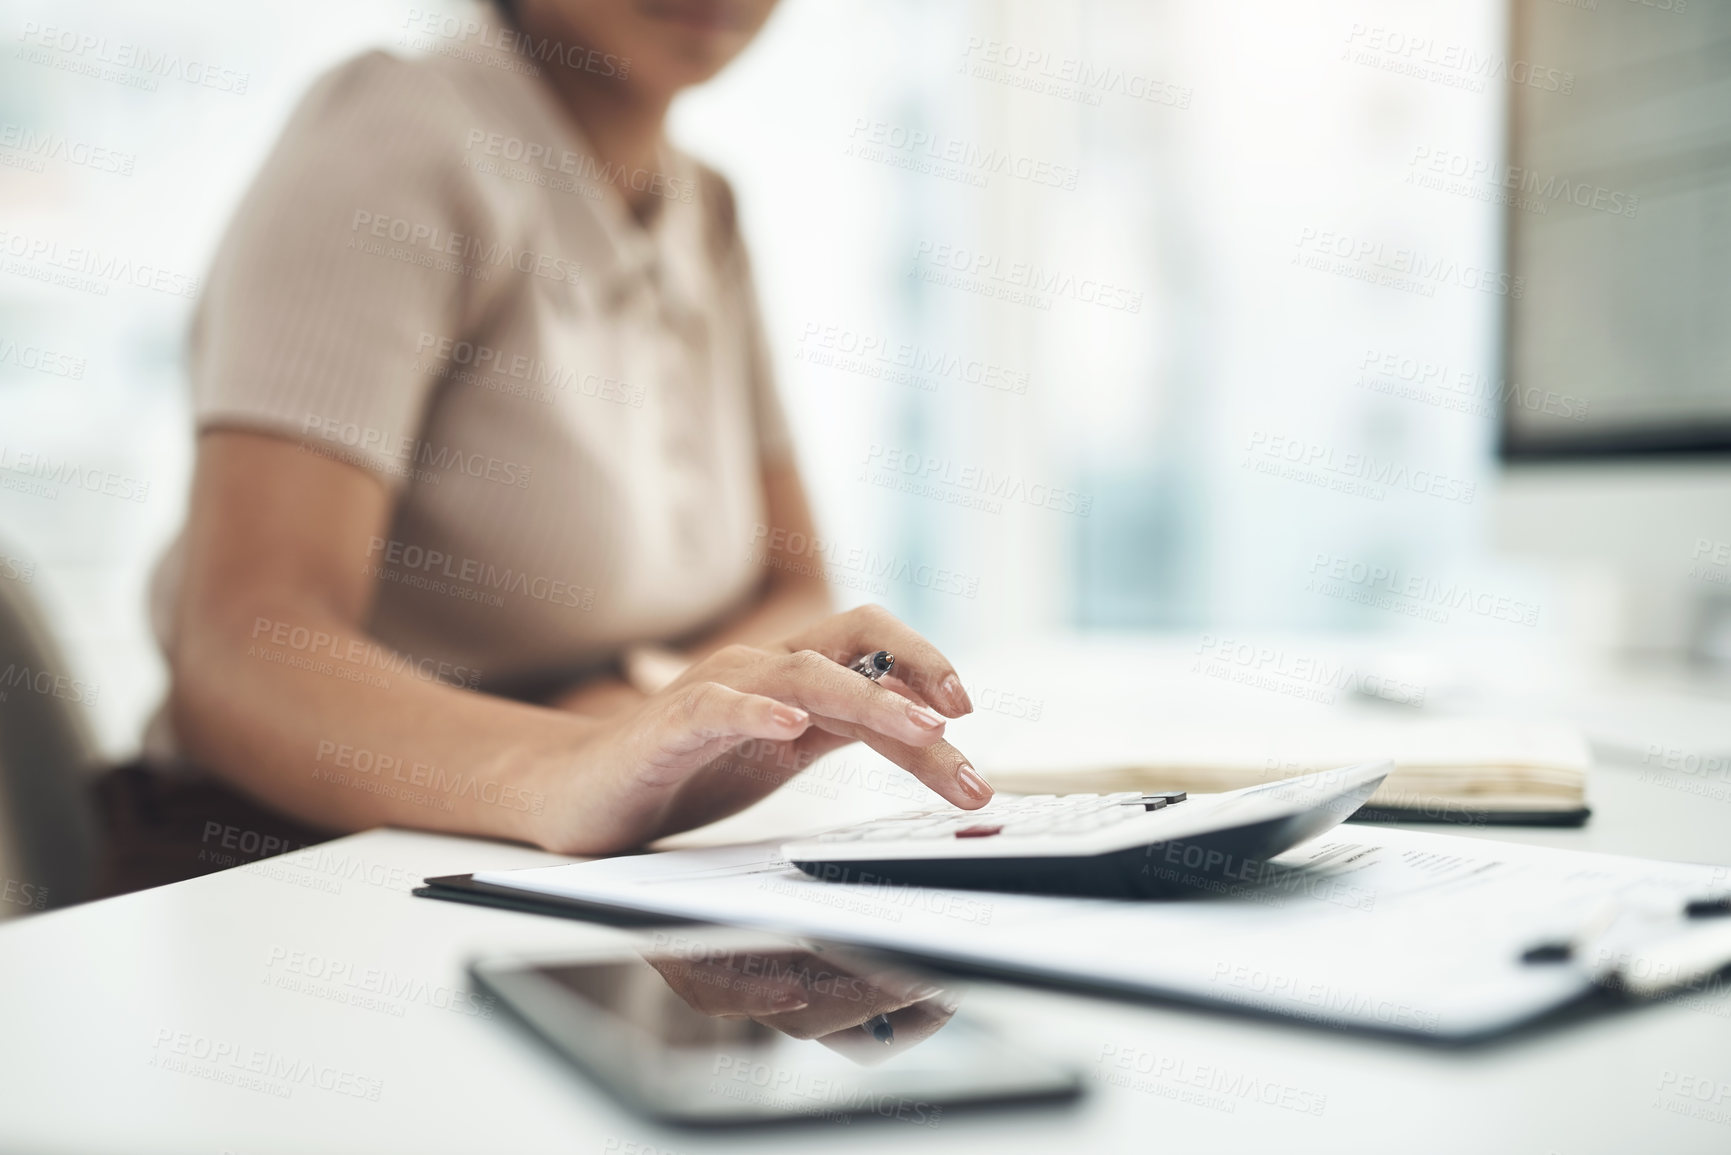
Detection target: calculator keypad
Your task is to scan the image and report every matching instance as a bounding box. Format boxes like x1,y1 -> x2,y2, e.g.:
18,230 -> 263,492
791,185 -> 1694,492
811,791 -> 1183,844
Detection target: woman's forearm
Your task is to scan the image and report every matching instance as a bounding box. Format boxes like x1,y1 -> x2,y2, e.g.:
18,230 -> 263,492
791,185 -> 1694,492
167,433 -> 618,848
170,595 -> 588,846
166,437 -> 859,854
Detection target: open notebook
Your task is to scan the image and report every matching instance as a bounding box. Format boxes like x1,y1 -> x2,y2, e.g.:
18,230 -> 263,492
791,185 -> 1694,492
981,718 -> 1590,825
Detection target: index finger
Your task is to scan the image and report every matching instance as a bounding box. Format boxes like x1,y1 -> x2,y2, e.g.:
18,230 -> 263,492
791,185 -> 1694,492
805,715 -> 990,810
788,604 -> 973,717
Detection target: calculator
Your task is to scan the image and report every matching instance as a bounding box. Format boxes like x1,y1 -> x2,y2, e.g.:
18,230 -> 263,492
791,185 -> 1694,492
782,761 -> 1391,898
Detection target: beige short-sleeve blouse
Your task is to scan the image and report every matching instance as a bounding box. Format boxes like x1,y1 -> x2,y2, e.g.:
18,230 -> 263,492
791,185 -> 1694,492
148,44 -> 792,736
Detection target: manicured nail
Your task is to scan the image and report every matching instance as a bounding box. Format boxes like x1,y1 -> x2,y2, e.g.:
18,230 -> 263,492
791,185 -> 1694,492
906,702 -> 946,730
941,674 -> 973,714
772,705 -> 809,729
956,763 -> 992,802
769,992 -> 810,1013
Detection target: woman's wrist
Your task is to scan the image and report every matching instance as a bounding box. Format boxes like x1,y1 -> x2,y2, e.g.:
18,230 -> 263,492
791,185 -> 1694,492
484,705 -> 612,852
511,704 -> 668,856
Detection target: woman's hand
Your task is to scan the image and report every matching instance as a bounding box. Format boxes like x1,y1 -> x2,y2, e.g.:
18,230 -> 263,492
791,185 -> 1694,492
530,604 -> 985,854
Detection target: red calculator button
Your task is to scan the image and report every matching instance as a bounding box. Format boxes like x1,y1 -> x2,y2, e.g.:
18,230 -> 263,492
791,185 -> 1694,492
955,825 -> 1003,838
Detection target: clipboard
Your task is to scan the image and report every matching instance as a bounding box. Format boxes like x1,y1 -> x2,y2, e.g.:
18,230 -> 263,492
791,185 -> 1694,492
415,872 -> 696,927
415,825 -> 1731,1042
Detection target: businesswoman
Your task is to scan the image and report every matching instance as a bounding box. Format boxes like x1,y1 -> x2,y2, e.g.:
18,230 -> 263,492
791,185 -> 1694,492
104,0 -> 989,890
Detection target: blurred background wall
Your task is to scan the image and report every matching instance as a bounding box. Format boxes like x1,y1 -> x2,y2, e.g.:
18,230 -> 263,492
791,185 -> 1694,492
5,0 -> 1716,761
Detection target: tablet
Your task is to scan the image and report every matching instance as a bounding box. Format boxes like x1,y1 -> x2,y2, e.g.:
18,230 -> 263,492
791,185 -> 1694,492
470,929 -> 1082,1126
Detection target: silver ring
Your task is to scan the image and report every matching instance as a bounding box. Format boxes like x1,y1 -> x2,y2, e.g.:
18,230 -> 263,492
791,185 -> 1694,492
849,650 -> 895,680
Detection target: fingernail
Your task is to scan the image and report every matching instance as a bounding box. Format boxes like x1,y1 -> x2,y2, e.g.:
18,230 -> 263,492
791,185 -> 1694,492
906,702 -> 946,730
772,705 -> 809,729
941,674 -> 972,714
956,763 -> 992,802
769,992 -> 809,1013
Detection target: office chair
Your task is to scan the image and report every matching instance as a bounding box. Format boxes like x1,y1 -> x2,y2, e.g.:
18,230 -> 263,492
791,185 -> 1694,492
0,554 -> 100,917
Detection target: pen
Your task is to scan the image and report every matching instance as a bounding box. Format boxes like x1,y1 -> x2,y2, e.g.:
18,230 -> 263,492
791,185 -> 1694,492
849,650 -> 895,681
865,1013 -> 894,1043
1519,892 -> 1731,996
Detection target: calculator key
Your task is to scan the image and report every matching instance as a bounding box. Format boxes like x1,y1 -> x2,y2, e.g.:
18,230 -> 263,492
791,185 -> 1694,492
955,825 -> 1004,839
896,822 -> 954,838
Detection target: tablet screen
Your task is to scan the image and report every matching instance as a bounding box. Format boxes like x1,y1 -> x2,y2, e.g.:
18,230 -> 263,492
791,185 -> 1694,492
472,931 -> 1081,1124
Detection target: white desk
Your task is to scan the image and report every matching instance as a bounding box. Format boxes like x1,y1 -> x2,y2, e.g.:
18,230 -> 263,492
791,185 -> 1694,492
3,641 -> 1730,1154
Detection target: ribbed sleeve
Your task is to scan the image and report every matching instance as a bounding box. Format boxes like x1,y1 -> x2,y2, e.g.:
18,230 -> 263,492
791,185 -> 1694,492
188,51 -> 501,488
